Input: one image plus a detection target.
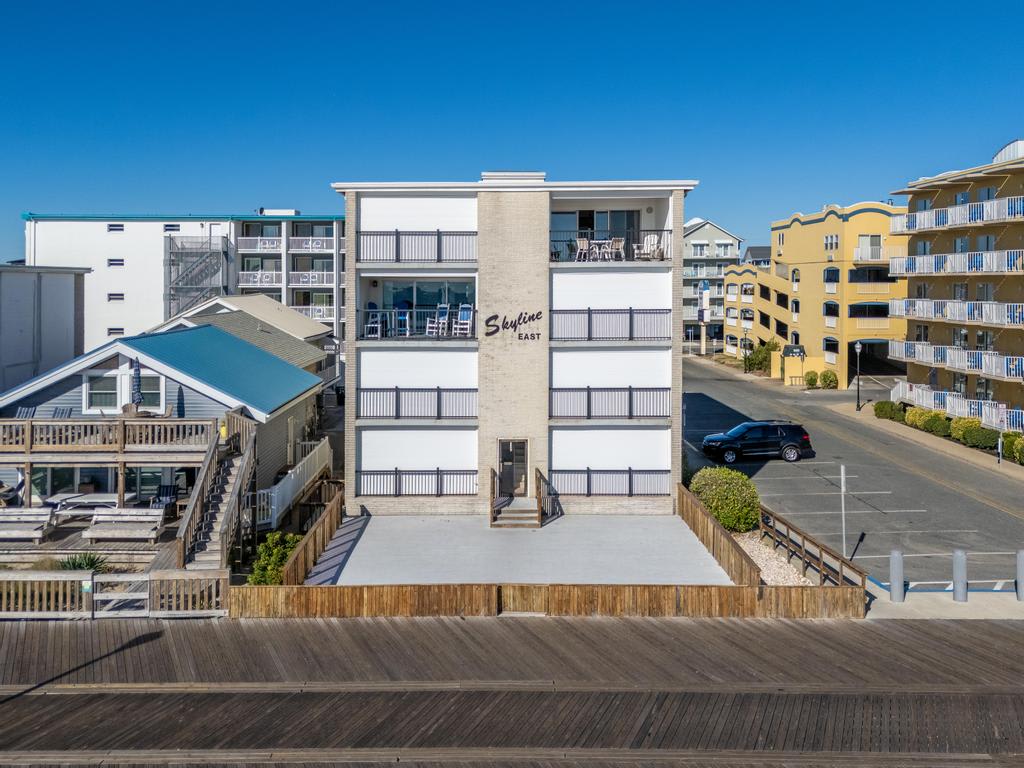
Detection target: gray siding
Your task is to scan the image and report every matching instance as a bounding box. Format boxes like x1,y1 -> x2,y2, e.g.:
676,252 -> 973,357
255,395 -> 316,488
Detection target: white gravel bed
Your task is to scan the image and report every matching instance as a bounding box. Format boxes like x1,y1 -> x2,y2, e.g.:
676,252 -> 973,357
734,531 -> 814,586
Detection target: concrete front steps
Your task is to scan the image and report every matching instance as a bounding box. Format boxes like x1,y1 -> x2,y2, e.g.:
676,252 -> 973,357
185,454 -> 242,571
491,496 -> 541,529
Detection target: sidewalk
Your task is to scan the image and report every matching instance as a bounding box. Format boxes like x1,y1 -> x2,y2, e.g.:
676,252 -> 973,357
867,580 -> 1024,619
828,399 -> 1024,483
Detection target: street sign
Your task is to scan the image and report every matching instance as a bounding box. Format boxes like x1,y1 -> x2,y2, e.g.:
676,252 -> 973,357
782,344 -> 806,358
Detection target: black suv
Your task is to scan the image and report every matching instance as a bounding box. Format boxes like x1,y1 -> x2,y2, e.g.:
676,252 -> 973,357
701,421 -> 812,464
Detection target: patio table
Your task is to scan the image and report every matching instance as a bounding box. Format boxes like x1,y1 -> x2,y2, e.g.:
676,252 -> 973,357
45,492 -> 84,510
62,492 -> 137,510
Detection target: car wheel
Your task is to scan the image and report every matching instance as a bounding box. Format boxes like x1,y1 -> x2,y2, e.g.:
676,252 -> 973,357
782,445 -> 800,462
722,449 -> 738,464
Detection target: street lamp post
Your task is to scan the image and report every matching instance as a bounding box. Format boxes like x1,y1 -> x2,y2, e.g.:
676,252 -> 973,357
742,328 -> 749,374
854,341 -> 863,411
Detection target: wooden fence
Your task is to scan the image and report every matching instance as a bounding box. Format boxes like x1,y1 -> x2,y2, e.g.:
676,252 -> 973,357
281,484 -> 344,585
676,483 -> 761,585
229,582 -> 865,619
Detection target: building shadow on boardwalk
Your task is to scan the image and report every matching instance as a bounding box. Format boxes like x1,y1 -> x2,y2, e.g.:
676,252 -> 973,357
304,515 -> 370,585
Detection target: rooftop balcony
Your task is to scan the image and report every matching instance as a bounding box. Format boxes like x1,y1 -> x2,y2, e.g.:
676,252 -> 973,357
853,246 -> 906,263
549,308 -> 671,341
889,250 -> 1024,277
889,299 -> 1024,327
891,196 -> 1024,234
357,231 -> 477,263
550,230 -> 671,263
238,271 -> 282,287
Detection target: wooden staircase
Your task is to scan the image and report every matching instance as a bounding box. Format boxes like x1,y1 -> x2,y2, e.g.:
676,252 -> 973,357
186,453 -> 242,570
489,468 -> 544,529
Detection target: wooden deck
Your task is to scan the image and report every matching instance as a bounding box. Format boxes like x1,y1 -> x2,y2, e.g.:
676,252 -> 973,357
0,618 -> 1021,764
0,520 -> 170,567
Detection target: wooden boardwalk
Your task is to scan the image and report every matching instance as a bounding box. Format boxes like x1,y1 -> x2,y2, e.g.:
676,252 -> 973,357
0,618 -> 1022,765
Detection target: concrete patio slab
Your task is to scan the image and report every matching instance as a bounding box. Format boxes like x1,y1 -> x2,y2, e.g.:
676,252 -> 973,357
309,514 -> 731,586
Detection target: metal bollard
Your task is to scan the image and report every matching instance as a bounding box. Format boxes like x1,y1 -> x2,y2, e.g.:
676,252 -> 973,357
953,549 -> 968,602
889,549 -> 905,603
1017,551 -> 1024,602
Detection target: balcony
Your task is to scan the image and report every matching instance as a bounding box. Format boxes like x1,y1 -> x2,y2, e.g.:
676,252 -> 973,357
740,293 -> 754,304
725,291 -> 738,302
824,315 -> 838,329
169,235 -> 229,253
854,282 -> 894,295
889,299 -> 1024,327
682,266 -> 726,279
982,401 -> 1024,432
288,271 -> 335,287
357,308 -> 477,340
237,236 -> 282,252
853,246 -> 905,263
549,387 -> 670,419
888,340 -> 950,366
681,307 -> 698,321
549,309 -> 671,341
357,387 -> 477,419
238,271 -> 282,287
888,382 -> 1020,429
889,250 -> 1024,277
288,236 -> 336,253
290,305 -> 336,321
854,317 -> 890,331
550,230 -> 671,262
891,196 -> 1024,233
355,469 -> 478,496
549,468 -> 670,496
824,282 -> 838,294
947,348 -> 1024,380
357,231 -> 477,263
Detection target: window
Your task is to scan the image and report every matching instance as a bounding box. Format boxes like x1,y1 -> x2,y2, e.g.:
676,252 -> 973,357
791,268 -> 800,283
914,282 -> 929,299
758,311 -> 770,328
775,319 -> 788,338
107,293 -> 124,302
915,240 -> 931,256
777,231 -> 785,246
954,237 -> 969,254
86,375 -> 118,409
952,372 -> 967,395
915,198 -> 932,212
823,267 -> 840,283
791,299 -> 800,314
822,337 -> 840,354
740,283 -> 755,296
823,301 -> 840,317
715,243 -> 731,258
952,327 -> 969,348
952,282 -> 969,301
725,284 -> 738,297
138,375 -> 162,408
955,191 -> 970,206
975,377 -> 993,401
977,186 -> 997,202
691,243 -> 707,258
107,258 -> 125,267
163,223 -> 180,232
791,331 -> 800,345
759,284 -> 770,300
824,234 -> 839,251
976,282 -> 994,302
914,324 -> 929,343
977,234 -> 996,251
107,223 -> 124,232
107,327 -> 124,336
976,330 -> 994,352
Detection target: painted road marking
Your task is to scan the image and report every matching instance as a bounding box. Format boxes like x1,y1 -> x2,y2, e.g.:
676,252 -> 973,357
805,529 -> 979,536
779,509 -> 927,516
759,490 -> 892,497
855,551 -> 1019,559
754,475 -> 859,481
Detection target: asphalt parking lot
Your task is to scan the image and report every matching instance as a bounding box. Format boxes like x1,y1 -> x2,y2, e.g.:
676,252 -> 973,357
684,357 -> 1024,591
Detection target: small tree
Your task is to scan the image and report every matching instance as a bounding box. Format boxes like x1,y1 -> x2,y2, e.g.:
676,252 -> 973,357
248,532 -> 303,585
689,467 -> 761,532
819,369 -> 838,389
747,339 -> 780,373
804,370 -> 818,388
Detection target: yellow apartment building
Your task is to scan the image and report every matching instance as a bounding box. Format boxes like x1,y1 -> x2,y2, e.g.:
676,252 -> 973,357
724,202 -> 908,389
888,139 -> 1024,432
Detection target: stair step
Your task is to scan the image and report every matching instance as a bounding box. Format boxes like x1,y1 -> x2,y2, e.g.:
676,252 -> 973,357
491,521 -> 540,529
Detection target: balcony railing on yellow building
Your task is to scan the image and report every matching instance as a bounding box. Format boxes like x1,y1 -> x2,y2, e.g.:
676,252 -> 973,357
889,250 -> 1024,277
891,196 -> 1024,234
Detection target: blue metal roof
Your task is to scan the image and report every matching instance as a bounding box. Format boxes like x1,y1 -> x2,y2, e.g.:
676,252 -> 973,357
21,212 -> 343,221
122,326 -> 320,416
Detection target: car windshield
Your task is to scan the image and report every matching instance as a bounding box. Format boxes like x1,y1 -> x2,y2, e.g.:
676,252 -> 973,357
725,423 -> 752,437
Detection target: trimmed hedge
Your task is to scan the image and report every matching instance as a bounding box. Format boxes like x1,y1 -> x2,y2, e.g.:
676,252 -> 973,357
819,370 -> 838,389
1003,431 -> 1022,463
904,406 -> 930,429
961,423 -> 1000,450
804,370 -> 818,388
921,412 -> 951,437
689,467 -> 761,533
873,400 -> 904,423
1014,435 -> 1024,465
950,417 -> 980,442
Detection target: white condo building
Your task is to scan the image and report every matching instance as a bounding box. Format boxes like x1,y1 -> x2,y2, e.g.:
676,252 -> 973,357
335,171 -> 695,522
21,211 -> 345,362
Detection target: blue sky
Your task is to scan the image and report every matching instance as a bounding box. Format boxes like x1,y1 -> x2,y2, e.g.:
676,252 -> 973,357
2,0 -> 1022,259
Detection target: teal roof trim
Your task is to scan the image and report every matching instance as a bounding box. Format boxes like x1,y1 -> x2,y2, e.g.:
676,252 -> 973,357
22,212 -> 343,221
771,207 -> 898,232
121,326 -> 320,416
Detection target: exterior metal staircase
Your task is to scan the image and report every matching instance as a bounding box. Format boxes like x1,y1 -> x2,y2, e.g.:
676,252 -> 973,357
165,235 -> 229,318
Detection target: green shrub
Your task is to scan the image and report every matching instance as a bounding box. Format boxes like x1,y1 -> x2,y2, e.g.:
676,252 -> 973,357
248,531 -> 303,585
689,467 -> 761,533
803,370 -> 818,388
922,412 -> 951,437
904,406 -> 931,430
819,369 -> 838,389
961,424 -> 1000,450
58,553 -> 109,572
950,417 -> 981,442
1002,431 -> 1021,461
746,339 -> 780,373
873,401 -> 902,421
1014,435 -> 1024,465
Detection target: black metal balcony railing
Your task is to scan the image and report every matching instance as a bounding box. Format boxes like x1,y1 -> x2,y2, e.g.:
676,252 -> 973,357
549,230 -> 672,262
357,387 -> 478,419
357,308 -> 477,340
549,387 -> 670,418
355,469 -> 478,496
357,231 -> 477,263
549,468 -> 670,496
549,308 -> 671,341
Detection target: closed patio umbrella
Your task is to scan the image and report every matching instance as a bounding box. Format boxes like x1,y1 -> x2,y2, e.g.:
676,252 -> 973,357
131,358 -> 144,406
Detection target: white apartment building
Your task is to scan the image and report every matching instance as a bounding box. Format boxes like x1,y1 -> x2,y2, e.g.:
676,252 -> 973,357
21,211 -> 345,358
681,218 -> 743,344
335,171 -> 695,521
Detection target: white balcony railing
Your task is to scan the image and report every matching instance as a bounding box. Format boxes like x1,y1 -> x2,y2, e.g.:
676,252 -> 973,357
288,236 -> 334,252
824,316 -> 838,329
792,282 -> 799,293
254,437 -> 332,529
741,319 -> 753,330
889,299 -> 1024,327
982,401 -> 1024,432
853,245 -> 906,262
725,343 -> 737,355
238,271 -> 282,286
890,250 -> 1024,277
891,196 -> 1024,234
681,307 -> 698,320
288,271 -> 334,286
726,291 -> 738,301
726,317 -> 737,327
290,305 -> 335,321
237,236 -> 282,251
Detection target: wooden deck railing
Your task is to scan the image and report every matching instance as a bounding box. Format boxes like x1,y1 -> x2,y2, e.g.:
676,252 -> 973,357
0,418 -> 216,454
218,432 -> 257,568
535,468 -> 555,524
225,408 -> 257,450
676,483 -> 761,586
759,505 -> 868,588
176,436 -> 221,568
281,484 -> 344,585
0,570 -> 93,618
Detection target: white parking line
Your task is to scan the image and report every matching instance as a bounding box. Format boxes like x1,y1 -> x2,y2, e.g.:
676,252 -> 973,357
759,490 -> 891,497
779,509 -> 927,516
755,475 -> 859,481
804,529 -> 979,536
855,551 -> 1018,559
